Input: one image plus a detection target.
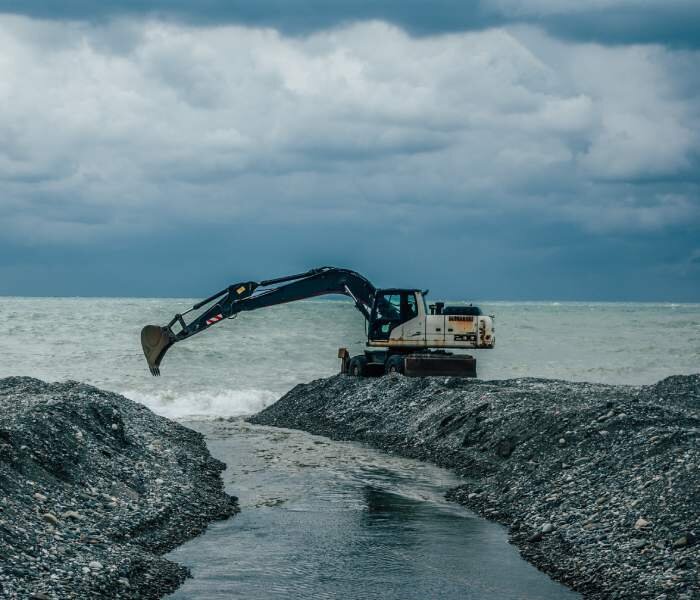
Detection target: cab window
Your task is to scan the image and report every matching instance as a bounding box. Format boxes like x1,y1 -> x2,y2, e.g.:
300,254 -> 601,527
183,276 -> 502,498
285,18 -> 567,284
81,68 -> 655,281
375,294 -> 401,321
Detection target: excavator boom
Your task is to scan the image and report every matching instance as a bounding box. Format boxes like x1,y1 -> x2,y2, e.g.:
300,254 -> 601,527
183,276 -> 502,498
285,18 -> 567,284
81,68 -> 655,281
141,267 -> 376,375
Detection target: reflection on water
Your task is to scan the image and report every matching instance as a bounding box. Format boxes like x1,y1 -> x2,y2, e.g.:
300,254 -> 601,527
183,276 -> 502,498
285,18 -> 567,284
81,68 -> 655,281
166,420 -> 579,600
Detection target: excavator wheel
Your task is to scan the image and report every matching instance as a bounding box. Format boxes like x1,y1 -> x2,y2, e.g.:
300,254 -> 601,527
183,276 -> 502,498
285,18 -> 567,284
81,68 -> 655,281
348,355 -> 367,377
385,355 -> 405,375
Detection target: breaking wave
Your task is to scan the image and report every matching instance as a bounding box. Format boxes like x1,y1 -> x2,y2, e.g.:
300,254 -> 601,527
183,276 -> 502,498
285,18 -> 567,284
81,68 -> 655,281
120,387 -> 279,420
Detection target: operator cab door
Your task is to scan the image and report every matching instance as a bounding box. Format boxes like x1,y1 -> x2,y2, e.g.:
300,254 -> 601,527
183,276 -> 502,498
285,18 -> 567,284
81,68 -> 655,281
369,291 -> 423,343
400,293 -> 424,343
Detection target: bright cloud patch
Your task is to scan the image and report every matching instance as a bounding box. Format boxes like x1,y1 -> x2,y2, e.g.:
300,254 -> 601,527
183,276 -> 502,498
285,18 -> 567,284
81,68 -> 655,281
1,16 -> 698,242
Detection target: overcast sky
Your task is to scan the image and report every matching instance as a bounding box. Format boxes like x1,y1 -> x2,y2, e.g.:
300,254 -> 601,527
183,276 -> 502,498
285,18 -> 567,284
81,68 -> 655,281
0,1 -> 698,300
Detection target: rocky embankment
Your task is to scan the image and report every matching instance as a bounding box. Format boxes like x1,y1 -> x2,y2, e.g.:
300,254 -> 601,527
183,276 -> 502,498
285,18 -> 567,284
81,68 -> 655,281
251,374 -> 699,599
0,377 -> 238,600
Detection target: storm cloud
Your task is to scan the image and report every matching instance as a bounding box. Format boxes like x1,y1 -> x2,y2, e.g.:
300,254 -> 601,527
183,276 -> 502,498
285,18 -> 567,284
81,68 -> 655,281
0,6 -> 698,300
1,0 -> 700,46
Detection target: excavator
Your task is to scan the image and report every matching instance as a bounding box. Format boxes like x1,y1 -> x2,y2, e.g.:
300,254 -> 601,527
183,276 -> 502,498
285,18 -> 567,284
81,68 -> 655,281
141,267 -> 495,378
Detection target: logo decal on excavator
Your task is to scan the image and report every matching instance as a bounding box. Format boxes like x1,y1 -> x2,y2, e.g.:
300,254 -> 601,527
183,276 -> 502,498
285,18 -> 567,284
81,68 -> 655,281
206,313 -> 224,325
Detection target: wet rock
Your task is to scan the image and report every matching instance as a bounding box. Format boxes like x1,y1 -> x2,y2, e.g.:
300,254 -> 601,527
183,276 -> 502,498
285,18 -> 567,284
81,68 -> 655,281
528,531 -> 544,543
496,437 -> 516,458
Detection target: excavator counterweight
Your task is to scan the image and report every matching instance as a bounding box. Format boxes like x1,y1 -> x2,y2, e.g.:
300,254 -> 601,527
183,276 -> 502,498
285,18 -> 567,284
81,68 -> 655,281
140,267 -> 494,378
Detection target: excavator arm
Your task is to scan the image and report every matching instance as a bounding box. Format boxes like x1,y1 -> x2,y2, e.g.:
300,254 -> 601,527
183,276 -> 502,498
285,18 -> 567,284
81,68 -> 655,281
141,267 -> 376,375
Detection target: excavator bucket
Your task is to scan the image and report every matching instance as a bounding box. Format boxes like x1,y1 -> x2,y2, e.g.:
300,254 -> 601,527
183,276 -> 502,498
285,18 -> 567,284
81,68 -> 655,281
141,325 -> 175,376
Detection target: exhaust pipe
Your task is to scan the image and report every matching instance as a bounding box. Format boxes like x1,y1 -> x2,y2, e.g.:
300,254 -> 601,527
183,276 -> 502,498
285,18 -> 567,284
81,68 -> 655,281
141,325 -> 176,376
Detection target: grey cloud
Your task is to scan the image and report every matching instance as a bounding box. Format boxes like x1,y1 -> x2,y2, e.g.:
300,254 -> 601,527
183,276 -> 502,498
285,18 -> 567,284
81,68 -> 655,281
0,16 -> 698,299
1,0 -> 699,47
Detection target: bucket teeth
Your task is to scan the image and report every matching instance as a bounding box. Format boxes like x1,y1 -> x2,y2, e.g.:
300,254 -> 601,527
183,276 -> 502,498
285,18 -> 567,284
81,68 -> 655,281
141,325 -> 174,376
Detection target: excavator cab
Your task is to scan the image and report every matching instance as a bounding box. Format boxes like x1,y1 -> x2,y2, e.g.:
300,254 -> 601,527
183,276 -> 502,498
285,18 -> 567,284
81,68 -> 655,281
369,289 -> 421,341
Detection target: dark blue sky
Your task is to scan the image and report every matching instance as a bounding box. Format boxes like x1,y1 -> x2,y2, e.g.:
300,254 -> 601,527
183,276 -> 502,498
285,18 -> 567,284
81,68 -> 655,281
0,1 -> 698,300
2,1 -> 700,46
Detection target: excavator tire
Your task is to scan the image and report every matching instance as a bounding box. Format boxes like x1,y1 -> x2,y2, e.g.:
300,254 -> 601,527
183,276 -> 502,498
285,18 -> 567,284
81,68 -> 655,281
348,355 -> 368,377
385,355 -> 405,375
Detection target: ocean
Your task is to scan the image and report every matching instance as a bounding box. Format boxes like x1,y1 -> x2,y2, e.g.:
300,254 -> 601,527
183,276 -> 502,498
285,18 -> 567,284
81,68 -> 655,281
1,297 -> 698,419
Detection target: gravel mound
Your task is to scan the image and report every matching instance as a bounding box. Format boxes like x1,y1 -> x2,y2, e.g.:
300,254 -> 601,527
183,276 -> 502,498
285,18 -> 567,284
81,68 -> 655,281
250,373 -> 699,599
0,377 -> 238,600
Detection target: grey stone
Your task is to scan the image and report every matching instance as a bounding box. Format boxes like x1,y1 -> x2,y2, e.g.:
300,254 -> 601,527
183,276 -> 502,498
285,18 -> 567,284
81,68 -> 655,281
528,531 -> 544,543
42,513 -> 59,526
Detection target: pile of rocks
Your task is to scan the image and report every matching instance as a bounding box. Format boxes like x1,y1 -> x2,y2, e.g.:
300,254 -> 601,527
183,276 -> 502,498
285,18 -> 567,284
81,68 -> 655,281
0,377 -> 238,599
251,373 -> 699,599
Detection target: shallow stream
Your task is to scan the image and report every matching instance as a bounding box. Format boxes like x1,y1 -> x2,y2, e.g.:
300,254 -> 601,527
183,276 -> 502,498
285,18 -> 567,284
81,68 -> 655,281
166,420 -> 579,599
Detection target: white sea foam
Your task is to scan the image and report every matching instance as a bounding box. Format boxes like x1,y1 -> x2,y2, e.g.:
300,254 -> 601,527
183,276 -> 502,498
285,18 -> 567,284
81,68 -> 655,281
121,388 -> 279,420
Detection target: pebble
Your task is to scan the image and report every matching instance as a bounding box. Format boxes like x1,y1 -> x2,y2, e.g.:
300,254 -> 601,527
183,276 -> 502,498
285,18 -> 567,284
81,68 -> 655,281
42,513 -> 59,526
635,518 -> 651,530
528,531 -> 544,543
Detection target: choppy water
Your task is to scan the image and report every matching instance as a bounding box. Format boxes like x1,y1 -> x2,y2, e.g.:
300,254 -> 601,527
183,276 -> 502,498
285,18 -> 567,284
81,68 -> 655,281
166,420 -> 579,600
0,297 -> 697,418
